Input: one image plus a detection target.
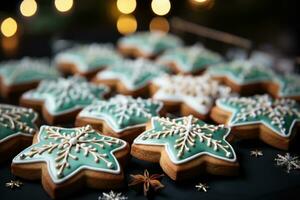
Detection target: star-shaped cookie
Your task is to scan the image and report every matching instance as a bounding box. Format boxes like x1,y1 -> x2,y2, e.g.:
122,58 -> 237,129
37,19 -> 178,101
93,58 -> 168,97
0,104 -> 38,162
118,31 -> 183,58
12,125 -> 129,198
158,44 -> 222,74
76,95 -> 163,142
55,43 -> 121,78
0,57 -> 60,98
211,94 -> 300,150
207,60 -> 274,95
132,115 -> 238,180
20,76 -> 108,124
151,74 -> 232,119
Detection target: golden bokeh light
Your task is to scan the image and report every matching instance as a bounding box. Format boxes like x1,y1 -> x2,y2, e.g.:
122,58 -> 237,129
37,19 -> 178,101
117,0 -> 136,14
194,0 -> 208,3
20,0 -> 38,17
1,17 -> 18,38
55,0 -> 73,13
117,15 -> 137,35
149,17 -> 169,33
151,0 -> 171,16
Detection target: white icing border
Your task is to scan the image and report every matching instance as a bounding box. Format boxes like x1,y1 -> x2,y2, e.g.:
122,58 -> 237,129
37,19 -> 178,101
133,116 -> 237,164
12,125 -> 127,184
78,95 -> 163,133
215,98 -> 300,138
0,104 -> 38,143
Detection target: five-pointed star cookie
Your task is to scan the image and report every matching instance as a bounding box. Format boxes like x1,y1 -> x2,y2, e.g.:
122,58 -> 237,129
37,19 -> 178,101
94,58 -> 168,96
0,104 -> 38,162
213,94 -> 300,150
76,95 -> 163,142
132,115 -> 238,180
12,125 -> 129,198
118,31 -> 183,58
55,43 -> 121,76
158,44 -> 222,74
20,76 -> 108,124
152,74 -> 232,119
0,57 -> 60,98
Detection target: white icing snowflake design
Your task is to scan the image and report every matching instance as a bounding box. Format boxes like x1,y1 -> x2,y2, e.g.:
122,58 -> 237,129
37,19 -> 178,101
22,76 -> 108,115
0,104 -> 38,142
79,95 -> 163,132
153,74 -> 232,115
13,125 -> 127,183
55,43 -> 120,72
217,95 -> 300,137
97,58 -> 167,90
134,115 -> 236,164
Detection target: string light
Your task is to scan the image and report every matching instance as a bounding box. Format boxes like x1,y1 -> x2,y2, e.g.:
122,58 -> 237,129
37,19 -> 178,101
55,0 -> 73,13
117,0 -> 136,14
117,15 -> 137,35
149,17 -> 169,33
20,0 -> 38,17
151,0 -> 171,16
1,17 -> 18,37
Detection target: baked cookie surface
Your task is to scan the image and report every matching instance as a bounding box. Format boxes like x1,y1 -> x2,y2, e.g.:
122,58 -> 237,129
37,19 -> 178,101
151,74 -> 232,119
158,44 -> 222,74
0,104 -> 38,162
118,31 -> 183,58
207,60 -> 274,95
76,95 -> 163,142
270,74 -> 300,100
94,58 -> 168,96
20,76 -> 108,124
55,43 -> 121,78
0,57 -> 60,98
12,125 -> 129,198
132,115 -> 238,180
212,94 -> 300,150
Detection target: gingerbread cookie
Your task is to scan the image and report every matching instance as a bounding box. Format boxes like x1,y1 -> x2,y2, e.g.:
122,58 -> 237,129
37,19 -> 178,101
0,104 -> 38,163
131,115 -> 238,180
118,31 -> 183,58
267,74 -> 300,101
55,43 -> 121,79
151,74 -> 232,120
207,60 -> 274,95
20,76 -> 108,124
157,44 -> 222,74
12,125 -> 129,198
76,95 -> 164,143
0,57 -> 60,99
211,94 -> 300,150
93,58 -> 168,97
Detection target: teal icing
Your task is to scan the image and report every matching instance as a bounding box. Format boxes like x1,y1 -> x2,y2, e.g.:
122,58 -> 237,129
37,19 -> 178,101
0,104 -> 38,142
99,58 -> 169,90
118,31 -> 183,55
13,125 -> 127,183
207,60 -> 274,84
22,76 -> 108,115
159,45 -> 222,73
134,115 -> 236,164
55,43 -> 121,72
274,74 -> 300,97
79,95 -> 163,132
0,57 -> 60,86
217,95 -> 300,137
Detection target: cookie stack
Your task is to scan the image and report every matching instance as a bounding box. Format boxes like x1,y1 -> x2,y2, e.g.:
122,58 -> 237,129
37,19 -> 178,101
1,31 -> 299,198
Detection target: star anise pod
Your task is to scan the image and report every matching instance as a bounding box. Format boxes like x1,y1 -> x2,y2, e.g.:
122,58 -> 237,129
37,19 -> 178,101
128,169 -> 164,196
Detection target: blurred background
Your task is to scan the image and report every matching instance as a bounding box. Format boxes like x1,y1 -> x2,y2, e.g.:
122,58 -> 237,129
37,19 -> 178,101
0,0 -> 299,67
